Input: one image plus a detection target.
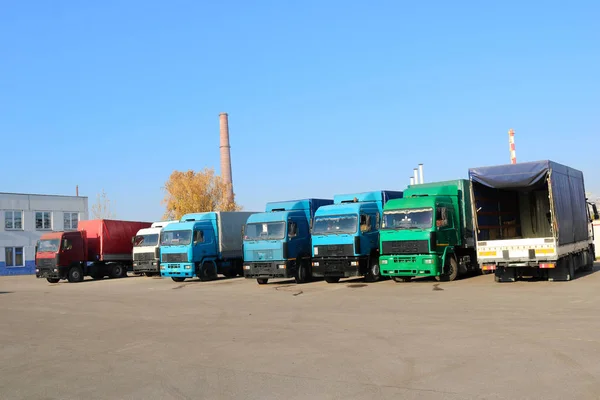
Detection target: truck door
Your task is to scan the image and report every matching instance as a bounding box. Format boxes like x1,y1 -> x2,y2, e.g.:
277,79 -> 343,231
435,205 -> 457,249
192,226 -> 217,262
287,218 -> 308,258
359,213 -> 378,253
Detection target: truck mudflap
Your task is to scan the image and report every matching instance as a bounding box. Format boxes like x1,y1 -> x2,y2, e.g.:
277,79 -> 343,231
243,260 -> 296,279
133,260 -> 160,274
311,256 -> 368,278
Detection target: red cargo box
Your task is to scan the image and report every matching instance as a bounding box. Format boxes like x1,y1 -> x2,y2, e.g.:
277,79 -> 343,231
78,219 -> 151,262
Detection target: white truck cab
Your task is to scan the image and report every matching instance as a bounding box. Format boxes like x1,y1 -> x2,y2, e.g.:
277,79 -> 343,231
132,221 -> 177,276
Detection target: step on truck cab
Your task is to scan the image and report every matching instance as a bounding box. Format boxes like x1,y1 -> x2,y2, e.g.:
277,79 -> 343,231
132,220 -> 177,276
311,191 -> 404,283
159,211 -> 257,282
379,180 -> 479,282
35,219 -> 151,283
242,199 -> 333,285
469,160 -> 596,282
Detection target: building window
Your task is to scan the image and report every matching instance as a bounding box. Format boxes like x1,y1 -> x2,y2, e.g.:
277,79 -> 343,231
5,247 -> 24,267
35,211 -> 52,230
64,212 -> 79,230
5,211 -> 23,230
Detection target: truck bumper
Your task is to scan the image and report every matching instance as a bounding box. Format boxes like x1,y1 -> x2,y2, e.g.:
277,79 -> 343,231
311,256 -> 368,278
160,263 -> 195,279
35,266 -> 68,280
133,261 -> 160,274
380,254 -> 440,277
243,260 -> 295,279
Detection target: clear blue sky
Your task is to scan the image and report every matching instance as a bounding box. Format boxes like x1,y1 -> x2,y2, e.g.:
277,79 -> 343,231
1,1 -> 599,221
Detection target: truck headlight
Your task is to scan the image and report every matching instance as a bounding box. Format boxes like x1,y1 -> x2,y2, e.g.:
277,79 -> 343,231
381,259 -> 388,265
160,266 -> 165,270
54,269 -> 58,272
424,259 -> 433,264
312,262 -> 319,267
244,265 -> 250,270
184,265 -> 191,270
350,261 -> 359,266
313,247 -> 318,255
278,264 -> 285,269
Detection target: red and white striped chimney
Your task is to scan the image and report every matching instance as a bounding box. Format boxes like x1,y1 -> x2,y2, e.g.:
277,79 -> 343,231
508,129 -> 516,164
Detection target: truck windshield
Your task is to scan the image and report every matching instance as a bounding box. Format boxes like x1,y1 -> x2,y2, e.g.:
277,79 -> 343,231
382,208 -> 433,230
312,215 -> 358,235
160,230 -> 192,246
38,239 -> 60,252
244,222 -> 285,240
134,234 -> 159,247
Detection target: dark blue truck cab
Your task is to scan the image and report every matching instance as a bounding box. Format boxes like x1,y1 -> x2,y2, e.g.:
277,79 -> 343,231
243,199 -> 332,284
311,191 -> 404,283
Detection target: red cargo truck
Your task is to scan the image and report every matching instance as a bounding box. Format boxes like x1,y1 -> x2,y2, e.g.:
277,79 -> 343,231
35,219 -> 151,283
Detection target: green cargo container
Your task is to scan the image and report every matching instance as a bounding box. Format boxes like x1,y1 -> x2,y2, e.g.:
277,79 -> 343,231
379,179 -> 479,282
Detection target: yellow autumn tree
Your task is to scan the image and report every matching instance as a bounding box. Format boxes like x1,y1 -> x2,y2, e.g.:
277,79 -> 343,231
162,168 -> 242,220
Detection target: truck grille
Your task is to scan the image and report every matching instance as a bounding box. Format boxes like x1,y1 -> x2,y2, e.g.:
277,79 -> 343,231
314,244 -> 354,257
382,240 -> 429,255
36,258 -> 56,268
162,253 -> 188,263
134,252 -> 155,261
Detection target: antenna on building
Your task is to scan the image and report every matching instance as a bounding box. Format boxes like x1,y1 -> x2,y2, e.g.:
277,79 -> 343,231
508,129 -> 516,164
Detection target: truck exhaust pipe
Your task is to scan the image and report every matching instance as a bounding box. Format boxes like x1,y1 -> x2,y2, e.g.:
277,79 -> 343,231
418,164 -> 424,184
413,168 -> 419,185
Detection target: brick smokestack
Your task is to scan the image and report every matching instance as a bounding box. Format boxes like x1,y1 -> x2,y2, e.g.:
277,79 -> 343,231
219,112 -> 234,204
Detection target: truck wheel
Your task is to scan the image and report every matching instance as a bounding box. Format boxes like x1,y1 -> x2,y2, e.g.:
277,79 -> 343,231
145,272 -> 154,277
257,278 -> 268,285
110,265 -> 125,279
365,259 -> 381,282
436,257 -> 458,282
325,277 -> 340,284
47,278 -> 60,284
393,277 -> 411,283
198,261 -> 217,281
582,246 -> 595,272
172,277 -> 185,282
67,266 -> 84,283
295,259 -> 309,284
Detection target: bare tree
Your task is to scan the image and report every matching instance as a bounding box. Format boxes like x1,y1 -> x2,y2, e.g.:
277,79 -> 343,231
91,189 -> 116,219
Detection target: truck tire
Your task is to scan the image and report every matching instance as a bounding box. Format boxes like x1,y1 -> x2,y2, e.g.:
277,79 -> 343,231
171,277 -> 185,282
46,278 -> 60,284
393,277 -> 411,283
436,257 -> 458,282
295,258 -> 309,284
110,265 -> 125,279
582,246 -> 595,272
67,266 -> 84,283
365,258 -> 381,282
198,261 -> 217,281
325,277 -> 340,284
145,272 -> 154,277
257,278 -> 268,285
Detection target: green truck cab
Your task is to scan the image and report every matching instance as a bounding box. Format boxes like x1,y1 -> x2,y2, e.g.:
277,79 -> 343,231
379,179 -> 479,282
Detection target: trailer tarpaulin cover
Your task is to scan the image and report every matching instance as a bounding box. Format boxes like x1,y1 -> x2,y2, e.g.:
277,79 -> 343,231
469,160 -> 588,246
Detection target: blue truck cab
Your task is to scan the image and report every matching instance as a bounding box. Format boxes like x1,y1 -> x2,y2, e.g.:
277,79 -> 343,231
243,199 -> 333,285
159,211 -> 256,282
311,190 -> 404,283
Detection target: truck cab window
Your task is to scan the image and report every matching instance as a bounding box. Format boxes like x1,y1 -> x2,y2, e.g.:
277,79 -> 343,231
194,230 -> 205,244
436,207 -> 449,229
360,215 -> 372,233
288,221 -> 298,238
63,239 -> 72,251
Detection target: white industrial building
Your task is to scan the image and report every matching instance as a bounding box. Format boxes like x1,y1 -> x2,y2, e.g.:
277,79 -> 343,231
0,192 -> 88,276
